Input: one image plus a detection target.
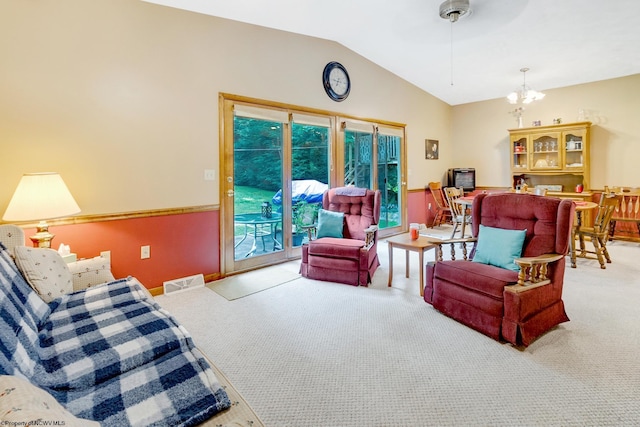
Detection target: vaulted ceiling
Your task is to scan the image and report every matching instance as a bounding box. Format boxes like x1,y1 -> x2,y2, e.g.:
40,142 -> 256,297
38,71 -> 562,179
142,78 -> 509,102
143,0 -> 640,105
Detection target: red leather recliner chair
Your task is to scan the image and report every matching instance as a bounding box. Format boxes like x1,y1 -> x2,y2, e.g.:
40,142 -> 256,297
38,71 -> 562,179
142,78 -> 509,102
425,193 -> 575,346
300,187 -> 381,286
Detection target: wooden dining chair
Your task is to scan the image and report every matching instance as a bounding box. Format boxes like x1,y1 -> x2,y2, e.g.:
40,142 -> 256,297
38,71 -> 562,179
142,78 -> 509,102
444,186 -> 471,238
575,193 -> 621,269
606,186 -> 640,240
427,182 -> 452,227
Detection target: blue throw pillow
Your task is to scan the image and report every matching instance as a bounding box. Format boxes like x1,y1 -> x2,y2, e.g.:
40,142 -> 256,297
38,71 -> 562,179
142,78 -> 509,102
316,209 -> 344,238
472,225 -> 526,272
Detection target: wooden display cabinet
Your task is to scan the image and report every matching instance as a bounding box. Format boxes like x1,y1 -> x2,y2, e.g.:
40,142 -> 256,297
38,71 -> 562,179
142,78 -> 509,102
509,121 -> 591,194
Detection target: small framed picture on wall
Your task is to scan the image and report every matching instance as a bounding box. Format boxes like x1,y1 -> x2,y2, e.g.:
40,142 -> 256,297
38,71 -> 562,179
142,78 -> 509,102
426,139 -> 439,160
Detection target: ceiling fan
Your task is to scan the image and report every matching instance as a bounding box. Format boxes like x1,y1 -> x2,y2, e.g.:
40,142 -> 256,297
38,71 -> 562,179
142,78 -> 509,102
439,0 -> 472,85
439,0 -> 471,23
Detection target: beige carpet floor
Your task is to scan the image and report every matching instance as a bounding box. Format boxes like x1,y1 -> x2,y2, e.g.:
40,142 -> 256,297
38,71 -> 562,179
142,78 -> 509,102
156,225 -> 640,426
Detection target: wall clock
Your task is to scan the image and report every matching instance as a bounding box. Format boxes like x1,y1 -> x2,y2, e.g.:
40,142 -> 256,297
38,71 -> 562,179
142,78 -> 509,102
322,62 -> 350,102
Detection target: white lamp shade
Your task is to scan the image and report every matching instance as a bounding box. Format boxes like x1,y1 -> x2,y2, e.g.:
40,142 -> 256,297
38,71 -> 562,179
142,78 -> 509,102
3,173 -> 81,222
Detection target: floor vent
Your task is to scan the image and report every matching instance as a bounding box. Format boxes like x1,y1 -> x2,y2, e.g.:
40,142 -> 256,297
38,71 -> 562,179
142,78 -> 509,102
163,274 -> 205,295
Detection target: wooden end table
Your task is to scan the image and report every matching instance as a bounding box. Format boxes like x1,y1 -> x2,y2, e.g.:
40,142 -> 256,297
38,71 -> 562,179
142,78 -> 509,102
386,234 -> 438,296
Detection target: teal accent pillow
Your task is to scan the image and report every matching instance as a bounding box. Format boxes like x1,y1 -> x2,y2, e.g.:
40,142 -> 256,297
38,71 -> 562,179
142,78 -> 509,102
472,225 -> 526,272
316,209 -> 344,238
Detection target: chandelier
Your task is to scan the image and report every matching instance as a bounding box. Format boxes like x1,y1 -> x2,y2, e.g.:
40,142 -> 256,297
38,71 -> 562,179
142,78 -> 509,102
507,68 -> 545,105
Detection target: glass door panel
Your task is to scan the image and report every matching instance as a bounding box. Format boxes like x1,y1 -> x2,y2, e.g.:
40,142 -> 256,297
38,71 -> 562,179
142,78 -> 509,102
563,130 -> 585,169
511,135 -> 529,171
531,132 -> 561,170
290,117 -> 330,248
344,129 -> 373,188
377,133 -> 401,228
343,123 -> 405,233
233,115 -> 285,262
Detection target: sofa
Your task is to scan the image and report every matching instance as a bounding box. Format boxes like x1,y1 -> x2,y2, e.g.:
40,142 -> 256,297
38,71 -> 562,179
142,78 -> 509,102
0,225 -> 262,426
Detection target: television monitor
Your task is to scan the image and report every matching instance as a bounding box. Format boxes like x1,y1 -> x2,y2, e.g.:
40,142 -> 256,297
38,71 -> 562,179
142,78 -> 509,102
447,168 -> 476,192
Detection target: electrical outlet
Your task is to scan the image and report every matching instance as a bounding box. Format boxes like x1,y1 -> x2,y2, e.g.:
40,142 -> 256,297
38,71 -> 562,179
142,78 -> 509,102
204,169 -> 215,181
100,250 -> 111,260
428,203 -> 432,210
141,245 -> 150,259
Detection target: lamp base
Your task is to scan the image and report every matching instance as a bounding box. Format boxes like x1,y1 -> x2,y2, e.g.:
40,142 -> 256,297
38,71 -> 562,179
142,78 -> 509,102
29,221 -> 55,248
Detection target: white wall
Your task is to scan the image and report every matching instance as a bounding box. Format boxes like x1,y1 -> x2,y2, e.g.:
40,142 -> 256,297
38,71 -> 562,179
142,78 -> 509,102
0,0 -> 451,215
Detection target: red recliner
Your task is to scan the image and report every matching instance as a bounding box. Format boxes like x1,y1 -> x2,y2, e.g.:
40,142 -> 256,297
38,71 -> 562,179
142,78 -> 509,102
300,187 -> 381,286
425,193 -> 575,346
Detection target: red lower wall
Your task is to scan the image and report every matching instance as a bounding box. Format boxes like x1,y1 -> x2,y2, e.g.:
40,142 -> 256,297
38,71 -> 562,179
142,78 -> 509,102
407,189 -> 432,226
21,210 -> 220,290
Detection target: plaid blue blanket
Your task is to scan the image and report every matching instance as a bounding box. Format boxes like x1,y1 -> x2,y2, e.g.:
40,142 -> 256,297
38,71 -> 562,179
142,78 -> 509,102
0,243 -> 230,426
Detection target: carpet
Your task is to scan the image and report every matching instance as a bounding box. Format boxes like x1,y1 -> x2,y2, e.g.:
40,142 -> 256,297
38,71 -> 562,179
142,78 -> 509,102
156,230 -> 640,426
207,262 -> 301,300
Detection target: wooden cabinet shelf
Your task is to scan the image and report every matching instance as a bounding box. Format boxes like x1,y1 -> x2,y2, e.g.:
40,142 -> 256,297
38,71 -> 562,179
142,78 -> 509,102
509,121 -> 591,194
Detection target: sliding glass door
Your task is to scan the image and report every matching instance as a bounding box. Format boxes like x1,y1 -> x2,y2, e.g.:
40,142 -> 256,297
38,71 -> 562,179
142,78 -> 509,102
342,122 -> 404,234
221,100 -> 331,274
221,95 -> 405,274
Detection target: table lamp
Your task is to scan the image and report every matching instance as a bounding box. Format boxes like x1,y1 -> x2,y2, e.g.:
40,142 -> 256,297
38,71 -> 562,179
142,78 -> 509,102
2,172 -> 81,248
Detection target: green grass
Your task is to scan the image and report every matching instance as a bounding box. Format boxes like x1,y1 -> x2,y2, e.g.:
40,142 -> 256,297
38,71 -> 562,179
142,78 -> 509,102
234,186 -> 277,214
234,186 -> 279,236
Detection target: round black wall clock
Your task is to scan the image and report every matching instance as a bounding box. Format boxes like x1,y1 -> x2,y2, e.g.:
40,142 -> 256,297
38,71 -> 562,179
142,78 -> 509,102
323,62 -> 351,102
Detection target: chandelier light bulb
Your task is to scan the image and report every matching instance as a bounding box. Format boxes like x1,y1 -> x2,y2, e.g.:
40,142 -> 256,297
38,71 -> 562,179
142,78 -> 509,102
507,68 -> 545,105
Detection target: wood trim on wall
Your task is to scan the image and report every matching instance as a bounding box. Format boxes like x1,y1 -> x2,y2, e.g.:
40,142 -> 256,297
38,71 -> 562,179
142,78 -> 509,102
1,205 -> 219,229
220,93 -> 406,129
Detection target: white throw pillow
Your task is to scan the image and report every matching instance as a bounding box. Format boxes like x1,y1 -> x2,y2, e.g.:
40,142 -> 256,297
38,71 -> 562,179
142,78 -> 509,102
67,256 -> 115,291
14,246 -> 73,303
0,375 -> 100,426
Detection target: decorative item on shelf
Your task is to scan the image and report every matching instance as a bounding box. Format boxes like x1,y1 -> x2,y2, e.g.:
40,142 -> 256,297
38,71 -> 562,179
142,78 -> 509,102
532,120 -> 541,126
3,173 -> 80,248
575,183 -> 584,193
553,118 -> 562,125
541,185 -> 563,192
509,107 -> 524,128
261,201 -> 272,218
